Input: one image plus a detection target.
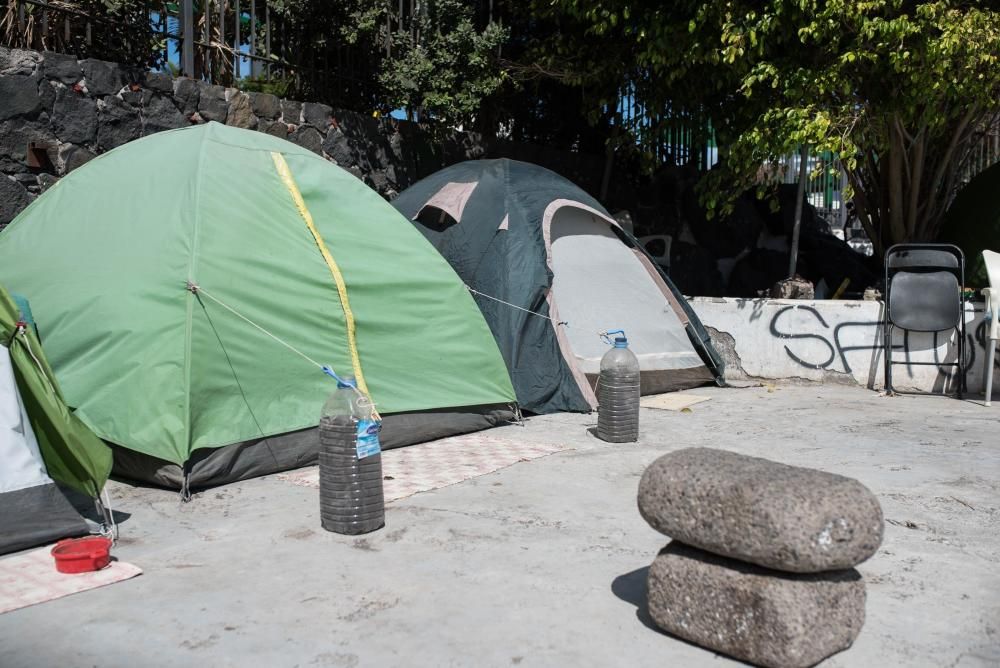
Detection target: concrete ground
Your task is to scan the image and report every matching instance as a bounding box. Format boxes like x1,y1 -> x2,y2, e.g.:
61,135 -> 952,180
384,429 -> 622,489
2,383 -> 998,667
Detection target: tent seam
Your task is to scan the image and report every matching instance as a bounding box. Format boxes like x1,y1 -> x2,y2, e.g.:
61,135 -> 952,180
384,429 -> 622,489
269,152 -> 372,398
181,125 -> 213,462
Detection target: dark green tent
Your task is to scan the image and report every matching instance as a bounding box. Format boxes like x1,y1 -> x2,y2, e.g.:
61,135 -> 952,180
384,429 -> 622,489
1,285 -> 112,554
939,161 -> 1000,288
392,159 -> 724,414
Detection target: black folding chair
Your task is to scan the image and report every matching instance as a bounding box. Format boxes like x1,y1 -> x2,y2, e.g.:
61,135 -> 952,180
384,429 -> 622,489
883,244 -> 966,397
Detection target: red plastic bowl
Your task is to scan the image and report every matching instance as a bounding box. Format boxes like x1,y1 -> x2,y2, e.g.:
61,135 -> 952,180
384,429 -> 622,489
51,536 -> 112,574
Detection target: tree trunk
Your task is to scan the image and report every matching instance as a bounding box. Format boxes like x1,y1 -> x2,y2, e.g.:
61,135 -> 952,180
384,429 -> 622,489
887,120 -> 906,244
906,127 -> 925,242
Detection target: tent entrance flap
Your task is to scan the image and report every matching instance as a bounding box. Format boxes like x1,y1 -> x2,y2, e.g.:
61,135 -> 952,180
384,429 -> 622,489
549,206 -> 705,376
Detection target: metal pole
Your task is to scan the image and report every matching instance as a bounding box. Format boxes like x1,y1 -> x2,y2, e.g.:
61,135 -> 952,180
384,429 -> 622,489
219,0 -> 225,79
203,0 -> 211,81
250,0 -> 257,78
182,0 -> 195,77
788,144 -> 809,279
234,0 -> 240,78
160,10 -> 167,72
265,3 -> 270,80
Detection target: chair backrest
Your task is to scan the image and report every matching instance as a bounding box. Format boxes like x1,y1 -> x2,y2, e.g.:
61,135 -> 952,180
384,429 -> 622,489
885,244 -> 964,332
887,248 -> 960,271
984,250 -> 1000,290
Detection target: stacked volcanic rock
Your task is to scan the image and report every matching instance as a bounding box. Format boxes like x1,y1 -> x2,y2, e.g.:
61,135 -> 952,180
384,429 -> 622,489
637,448 -> 884,668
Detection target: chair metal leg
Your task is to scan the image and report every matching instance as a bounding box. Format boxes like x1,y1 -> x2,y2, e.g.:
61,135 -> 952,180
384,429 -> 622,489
961,313 -> 968,397
956,325 -> 965,400
985,341 -> 996,407
884,322 -> 894,395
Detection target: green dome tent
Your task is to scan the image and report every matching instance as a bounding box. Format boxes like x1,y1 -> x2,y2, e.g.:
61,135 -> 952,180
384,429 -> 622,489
1,285 -> 112,554
0,123 -> 515,490
392,159 -> 724,414
939,161 -> 1000,288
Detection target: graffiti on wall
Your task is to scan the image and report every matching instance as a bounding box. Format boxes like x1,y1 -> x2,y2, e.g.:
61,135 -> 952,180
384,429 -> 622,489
768,305 -> 995,376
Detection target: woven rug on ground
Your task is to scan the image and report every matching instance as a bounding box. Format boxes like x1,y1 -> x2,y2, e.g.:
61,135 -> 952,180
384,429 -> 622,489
276,432 -> 570,501
0,546 -> 142,614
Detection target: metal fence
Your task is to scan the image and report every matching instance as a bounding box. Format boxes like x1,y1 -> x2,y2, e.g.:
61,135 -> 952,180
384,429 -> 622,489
3,0 -> 503,109
777,150 -> 849,228
617,84 -> 716,171
2,0 -> 154,67
1,0 -> 382,106
2,0 -> 295,80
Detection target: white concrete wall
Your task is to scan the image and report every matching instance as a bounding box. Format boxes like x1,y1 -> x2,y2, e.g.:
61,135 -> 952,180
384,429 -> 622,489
691,297 -> 997,396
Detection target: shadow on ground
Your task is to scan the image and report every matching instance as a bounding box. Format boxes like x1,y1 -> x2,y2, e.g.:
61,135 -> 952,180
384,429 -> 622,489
611,566 -> 661,633
612,565 -> 748,665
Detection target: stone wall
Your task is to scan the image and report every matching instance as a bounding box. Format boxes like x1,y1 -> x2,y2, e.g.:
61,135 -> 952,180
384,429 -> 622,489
0,46 -> 486,227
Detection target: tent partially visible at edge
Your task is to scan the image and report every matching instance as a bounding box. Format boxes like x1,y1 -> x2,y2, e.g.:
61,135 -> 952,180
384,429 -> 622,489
1,285 -> 112,555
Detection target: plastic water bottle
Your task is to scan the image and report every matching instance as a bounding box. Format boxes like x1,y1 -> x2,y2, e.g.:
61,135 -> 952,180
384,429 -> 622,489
596,330 -> 640,443
318,375 -> 385,534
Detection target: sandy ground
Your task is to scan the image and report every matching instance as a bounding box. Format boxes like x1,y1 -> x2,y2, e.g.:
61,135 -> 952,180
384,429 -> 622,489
1,383 -> 998,667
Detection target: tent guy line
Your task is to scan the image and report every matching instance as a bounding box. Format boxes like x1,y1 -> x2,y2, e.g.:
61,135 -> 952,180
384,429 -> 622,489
466,285 -> 568,327
186,281 -> 326,371
466,285 -> 614,345
186,281 -> 380,418
193,279 -> 541,420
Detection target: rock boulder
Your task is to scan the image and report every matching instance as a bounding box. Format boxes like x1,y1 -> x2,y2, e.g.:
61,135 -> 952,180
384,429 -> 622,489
638,448 -> 883,572
647,542 -> 865,668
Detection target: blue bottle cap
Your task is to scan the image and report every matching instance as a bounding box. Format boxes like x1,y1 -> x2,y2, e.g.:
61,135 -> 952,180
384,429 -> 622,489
614,336 -> 628,348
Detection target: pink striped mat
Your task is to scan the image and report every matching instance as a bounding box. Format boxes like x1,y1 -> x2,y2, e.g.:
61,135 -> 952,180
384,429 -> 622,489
0,546 -> 141,614
276,432 -> 570,501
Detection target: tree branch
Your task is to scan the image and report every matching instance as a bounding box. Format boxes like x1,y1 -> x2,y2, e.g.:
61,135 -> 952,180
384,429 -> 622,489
929,104 -> 979,206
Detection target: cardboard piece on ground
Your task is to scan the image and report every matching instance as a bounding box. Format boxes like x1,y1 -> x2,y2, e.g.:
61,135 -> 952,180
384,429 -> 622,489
640,393 -> 712,411
0,545 -> 142,614
277,432 -> 570,500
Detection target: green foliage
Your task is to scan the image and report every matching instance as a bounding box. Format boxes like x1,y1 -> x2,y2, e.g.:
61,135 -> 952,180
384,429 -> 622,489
542,1 -> 1000,252
378,0 -> 508,128
237,75 -> 296,98
250,1 -> 509,130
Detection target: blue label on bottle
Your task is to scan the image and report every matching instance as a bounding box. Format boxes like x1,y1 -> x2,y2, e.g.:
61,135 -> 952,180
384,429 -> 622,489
356,419 -> 381,459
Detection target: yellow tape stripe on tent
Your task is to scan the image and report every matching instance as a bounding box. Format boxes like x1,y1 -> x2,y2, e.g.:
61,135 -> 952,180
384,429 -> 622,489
270,152 -> 371,398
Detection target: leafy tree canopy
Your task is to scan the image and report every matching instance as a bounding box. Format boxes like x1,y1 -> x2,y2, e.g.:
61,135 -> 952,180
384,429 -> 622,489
541,1 -> 1000,253
379,0 -> 507,128
269,0 -> 507,128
